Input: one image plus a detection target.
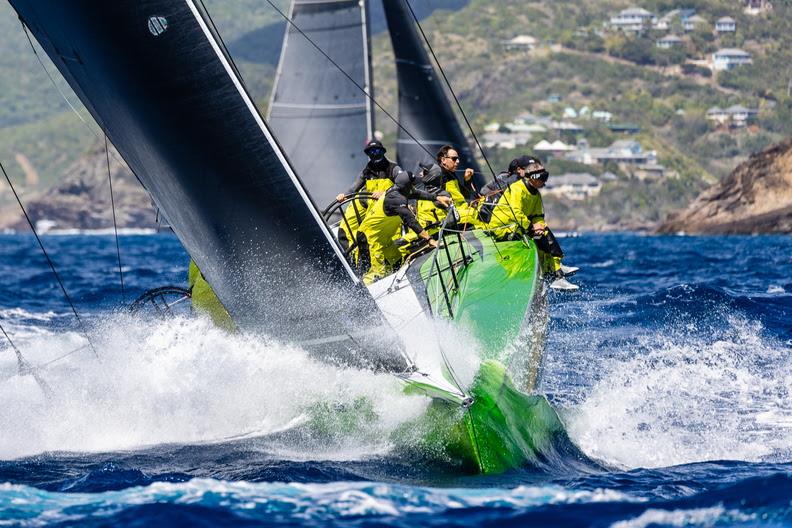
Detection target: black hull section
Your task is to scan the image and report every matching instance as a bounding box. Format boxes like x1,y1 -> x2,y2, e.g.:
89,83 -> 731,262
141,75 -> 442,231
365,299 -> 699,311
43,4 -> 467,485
10,0 -> 406,371
268,0 -> 374,207
383,0 -> 484,189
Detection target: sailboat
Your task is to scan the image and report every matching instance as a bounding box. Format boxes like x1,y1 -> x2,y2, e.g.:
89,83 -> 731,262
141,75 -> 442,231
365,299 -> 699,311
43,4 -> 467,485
8,0 -> 582,474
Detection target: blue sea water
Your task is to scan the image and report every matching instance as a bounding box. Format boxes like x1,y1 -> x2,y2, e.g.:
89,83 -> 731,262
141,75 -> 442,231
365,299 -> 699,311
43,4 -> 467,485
0,232 -> 790,527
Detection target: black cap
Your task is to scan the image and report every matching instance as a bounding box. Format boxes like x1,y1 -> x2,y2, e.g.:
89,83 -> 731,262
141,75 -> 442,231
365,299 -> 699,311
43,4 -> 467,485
508,155 -> 542,173
364,139 -> 386,155
394,170 -> 418,191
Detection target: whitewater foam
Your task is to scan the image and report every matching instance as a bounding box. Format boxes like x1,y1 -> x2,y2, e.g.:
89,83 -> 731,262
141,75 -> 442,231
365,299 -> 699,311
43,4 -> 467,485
0,314 -> 435,459
564,314 -> 792,468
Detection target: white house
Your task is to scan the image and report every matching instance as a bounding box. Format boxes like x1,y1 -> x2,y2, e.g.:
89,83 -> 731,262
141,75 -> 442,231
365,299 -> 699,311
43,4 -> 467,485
501,35 -> 537,51
744,0 -> 772,15
656,35 -> 684,49
725,105 -> 758,126
715,16 -> 736,33
544,173 -> 602,200
682,14 -> 707,31
705,106 -> 730,124
705,105 -> 758,127
610,7 -> 656,31
712,48 -> 752,70
566,140 -> 654,166
534,139 -> 574,156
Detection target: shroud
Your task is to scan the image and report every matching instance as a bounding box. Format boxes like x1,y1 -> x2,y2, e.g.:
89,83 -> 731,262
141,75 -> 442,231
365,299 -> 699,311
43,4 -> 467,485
9,0 -> 407,372
268,0 -> 374,207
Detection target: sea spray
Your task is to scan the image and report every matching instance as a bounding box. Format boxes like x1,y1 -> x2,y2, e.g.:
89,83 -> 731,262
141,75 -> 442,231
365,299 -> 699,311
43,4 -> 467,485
559,313 -> 792,468
0,313 -> 433,459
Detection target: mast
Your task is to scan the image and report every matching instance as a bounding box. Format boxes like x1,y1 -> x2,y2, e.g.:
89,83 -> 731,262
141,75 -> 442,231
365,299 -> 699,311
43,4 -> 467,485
268,0 -> 375,207
383,0 -> 485,189
9,0 -> 407,372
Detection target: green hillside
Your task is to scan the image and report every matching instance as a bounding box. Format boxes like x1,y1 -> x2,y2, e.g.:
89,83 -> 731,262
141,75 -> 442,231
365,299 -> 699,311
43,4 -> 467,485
0,0 -> 789,229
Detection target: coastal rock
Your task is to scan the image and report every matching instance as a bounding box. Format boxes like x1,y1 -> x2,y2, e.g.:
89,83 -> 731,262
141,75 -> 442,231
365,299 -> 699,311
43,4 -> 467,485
657,138 -> 792,234
0,143 -> 157,231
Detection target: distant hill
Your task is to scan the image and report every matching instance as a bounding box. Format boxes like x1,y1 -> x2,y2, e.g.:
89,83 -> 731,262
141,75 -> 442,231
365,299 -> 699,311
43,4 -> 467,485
0,0 -> 790,231
0,144 -> 155,232
657,137 -> 792,234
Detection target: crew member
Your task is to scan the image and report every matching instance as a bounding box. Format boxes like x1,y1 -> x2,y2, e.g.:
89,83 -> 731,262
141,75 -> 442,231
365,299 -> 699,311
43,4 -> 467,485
334,140 -> 401,256
414,145 -> 481,234
485,157 -> 579,290
477,156 -> 529,223
357,170 -> 452,284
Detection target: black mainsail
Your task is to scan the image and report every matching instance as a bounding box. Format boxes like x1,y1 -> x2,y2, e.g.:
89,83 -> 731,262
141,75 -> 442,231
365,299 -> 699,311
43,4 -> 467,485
383,0 -> 484,189
9,0 -> 406,371
267,0 -> 374,207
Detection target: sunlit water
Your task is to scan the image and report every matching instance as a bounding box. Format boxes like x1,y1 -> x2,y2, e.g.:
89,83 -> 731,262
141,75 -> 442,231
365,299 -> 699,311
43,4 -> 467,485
0,233 -> 790,526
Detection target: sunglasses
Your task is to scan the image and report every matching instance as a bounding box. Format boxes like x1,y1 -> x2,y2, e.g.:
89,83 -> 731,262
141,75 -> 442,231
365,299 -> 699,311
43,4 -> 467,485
367,148 -> 385,156
444,156 -> 460,162
529,170 -> 549,182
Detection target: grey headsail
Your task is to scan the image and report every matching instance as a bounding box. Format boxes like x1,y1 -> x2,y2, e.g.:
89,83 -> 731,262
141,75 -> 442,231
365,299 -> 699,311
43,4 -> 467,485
383,0 -> 485,189
267,0 -> 374,207
9,0 -> 407,372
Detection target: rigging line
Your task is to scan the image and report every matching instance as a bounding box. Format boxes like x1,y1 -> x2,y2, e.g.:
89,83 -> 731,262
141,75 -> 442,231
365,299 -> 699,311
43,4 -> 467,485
263,0 -> 440,164
19,21 -> 88,127
402,0 -> 496,180
0,318 -> 54,398
425,208 -> 467,395
19,19 -> 154,205
104,132 -> 126,302
403,0 -> 522,224
0,318 -> 27,372
0,161 -> 99,358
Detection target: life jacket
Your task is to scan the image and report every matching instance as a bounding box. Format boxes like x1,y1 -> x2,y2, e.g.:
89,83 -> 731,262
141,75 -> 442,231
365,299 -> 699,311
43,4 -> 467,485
338,161 -> 399,260
362,161 -> 399,194
485,178 -> 545,239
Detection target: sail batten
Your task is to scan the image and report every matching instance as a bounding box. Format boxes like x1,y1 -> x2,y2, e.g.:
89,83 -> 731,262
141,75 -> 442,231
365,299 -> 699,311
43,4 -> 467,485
9,0 -> 406,372
268,0 -> 374,206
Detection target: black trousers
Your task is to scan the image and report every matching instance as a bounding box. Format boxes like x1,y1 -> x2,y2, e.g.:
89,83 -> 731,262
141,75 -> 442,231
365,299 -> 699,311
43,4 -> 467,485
534,228 -> 564,258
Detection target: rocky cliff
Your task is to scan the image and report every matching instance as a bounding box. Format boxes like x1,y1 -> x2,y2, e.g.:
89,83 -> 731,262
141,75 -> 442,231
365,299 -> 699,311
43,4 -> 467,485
0,143 -> 157,231
658,138 -> 792,234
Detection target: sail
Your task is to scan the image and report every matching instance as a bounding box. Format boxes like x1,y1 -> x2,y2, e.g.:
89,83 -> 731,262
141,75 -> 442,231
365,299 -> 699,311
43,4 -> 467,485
268,0 -> 374,207
383,0 -> 485,189
10,0 -> 407,372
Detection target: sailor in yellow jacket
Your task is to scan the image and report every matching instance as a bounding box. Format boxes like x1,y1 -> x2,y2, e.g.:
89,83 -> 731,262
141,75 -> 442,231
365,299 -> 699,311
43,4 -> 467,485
357,170 -> 452,284
334,140 -> 401,257
414,145 -> 481,233
486,156 -> 579,290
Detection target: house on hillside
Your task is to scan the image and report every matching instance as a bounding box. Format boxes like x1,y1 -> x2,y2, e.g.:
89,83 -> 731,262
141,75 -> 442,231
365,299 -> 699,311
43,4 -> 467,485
683,14 -> 708,31
715,16 -> 736,33
610,7 -> 656,32
566,139 -> 654,166
705,105 -> 758,127
501,35 -> 537,51
544,173 -> 602,200
712,48 -> 752,70
534,139 -> 575,157
656,34 -> 684,49
608,123 -> 641,134
744,0 -> 772,15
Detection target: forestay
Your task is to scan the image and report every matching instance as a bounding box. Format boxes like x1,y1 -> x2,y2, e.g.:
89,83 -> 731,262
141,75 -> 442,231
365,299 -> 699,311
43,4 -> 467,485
268,0 -> 374,207
9,0 -> 407,372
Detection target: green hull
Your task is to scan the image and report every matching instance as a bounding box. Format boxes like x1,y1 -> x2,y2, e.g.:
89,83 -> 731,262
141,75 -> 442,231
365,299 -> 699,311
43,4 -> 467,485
406,230 -> 571,474
399,359 -> 576,474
